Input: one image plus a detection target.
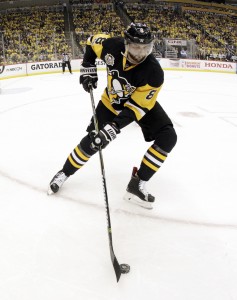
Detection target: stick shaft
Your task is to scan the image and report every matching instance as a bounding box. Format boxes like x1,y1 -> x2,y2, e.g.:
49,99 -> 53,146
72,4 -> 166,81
89,87 -> 121,282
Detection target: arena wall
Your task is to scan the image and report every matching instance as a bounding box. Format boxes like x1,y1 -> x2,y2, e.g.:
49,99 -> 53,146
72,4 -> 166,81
0,59 -> 236,80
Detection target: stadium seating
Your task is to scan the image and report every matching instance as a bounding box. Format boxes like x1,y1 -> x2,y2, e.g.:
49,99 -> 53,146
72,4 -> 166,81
0,0 -> 236,63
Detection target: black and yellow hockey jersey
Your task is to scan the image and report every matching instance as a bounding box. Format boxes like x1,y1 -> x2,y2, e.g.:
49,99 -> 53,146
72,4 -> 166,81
83,34 -> 164,129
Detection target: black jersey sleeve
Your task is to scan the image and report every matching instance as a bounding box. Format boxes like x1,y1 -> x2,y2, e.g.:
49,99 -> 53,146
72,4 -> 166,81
83,44 -> 97,65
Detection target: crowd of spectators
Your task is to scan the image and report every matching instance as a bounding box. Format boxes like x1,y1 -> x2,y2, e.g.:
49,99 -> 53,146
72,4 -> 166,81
0,5 -> 70,64
72,3 -> 125,51
0,1 -> 236,64
124,3 -> 236,60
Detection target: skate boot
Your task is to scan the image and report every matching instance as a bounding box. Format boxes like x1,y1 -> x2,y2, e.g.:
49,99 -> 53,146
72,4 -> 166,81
123,167 -> 155,209
48,170 -> 68,195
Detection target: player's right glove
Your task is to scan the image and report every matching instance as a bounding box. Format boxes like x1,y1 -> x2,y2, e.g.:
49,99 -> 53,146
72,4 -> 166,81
90,122 -> 120,150
79,62 -> 98,92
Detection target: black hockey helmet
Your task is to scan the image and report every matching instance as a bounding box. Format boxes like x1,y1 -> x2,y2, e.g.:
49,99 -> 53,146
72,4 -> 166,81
124,22 -> 154,45
123,23 -> 154,64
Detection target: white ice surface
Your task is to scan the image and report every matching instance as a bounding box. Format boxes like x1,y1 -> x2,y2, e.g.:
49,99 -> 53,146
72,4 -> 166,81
0,70 -> 237,300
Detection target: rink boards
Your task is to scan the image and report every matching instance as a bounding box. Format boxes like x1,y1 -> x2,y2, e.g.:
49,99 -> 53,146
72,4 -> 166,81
0,58 -> 236,80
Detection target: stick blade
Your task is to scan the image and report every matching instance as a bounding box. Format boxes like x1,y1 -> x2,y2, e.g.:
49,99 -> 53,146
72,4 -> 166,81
113,255 -> 122,282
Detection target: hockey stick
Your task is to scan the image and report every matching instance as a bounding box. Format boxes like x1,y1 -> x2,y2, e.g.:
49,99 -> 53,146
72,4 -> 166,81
88,85 -> 122,282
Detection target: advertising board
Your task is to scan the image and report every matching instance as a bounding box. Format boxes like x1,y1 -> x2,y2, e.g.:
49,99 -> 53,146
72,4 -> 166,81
1,59 -> 236,80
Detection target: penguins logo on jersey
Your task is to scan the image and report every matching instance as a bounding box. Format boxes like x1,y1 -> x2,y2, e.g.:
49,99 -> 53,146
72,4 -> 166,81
107,70 -> 135,104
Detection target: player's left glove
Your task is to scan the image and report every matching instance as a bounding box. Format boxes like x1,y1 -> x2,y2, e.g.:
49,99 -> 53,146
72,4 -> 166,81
90,123 -> 120,150
80,62 -> 98,92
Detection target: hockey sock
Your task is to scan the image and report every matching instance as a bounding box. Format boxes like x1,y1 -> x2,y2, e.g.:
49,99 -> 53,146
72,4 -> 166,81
137,144 -> 167,181
62,144 -> 91,176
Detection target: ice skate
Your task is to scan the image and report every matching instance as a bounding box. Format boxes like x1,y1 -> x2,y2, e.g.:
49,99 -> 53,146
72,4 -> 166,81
123,167 -> 155,209
48,170 -> 68,195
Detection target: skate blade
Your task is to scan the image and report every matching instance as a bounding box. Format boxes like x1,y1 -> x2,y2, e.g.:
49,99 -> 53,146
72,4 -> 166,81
47,186 -> 54,195
123,192 -> 153,210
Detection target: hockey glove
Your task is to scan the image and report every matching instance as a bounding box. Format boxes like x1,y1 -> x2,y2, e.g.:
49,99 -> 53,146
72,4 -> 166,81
90,123 -> 120,150
80,62 -> 98,92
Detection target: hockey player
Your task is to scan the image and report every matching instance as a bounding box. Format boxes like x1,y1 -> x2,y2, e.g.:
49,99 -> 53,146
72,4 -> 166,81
48,23 -> 177,209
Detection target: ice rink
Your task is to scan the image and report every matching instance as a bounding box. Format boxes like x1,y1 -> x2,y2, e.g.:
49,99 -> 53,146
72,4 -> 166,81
0,70 -> 237,300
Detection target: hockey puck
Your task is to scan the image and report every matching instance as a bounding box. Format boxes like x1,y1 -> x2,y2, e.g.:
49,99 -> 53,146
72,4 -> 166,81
120,264 -> 130,274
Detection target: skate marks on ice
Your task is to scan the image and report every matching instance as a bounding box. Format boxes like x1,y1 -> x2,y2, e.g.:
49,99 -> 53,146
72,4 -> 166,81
0,168 -> 237,230
163,71 -> 237,129
0,72 -> 237,229
0,72 -> 237,300
197,106 -> 237,128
